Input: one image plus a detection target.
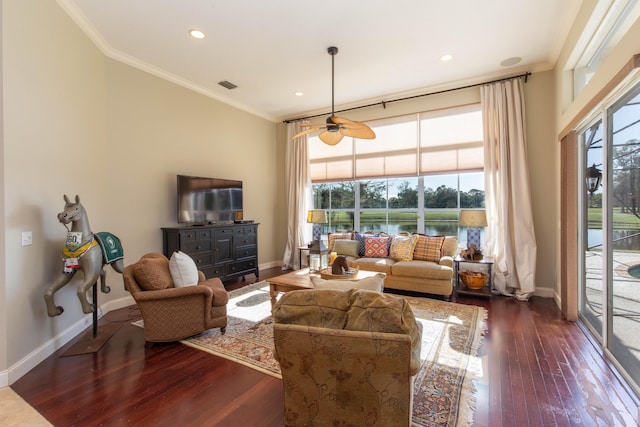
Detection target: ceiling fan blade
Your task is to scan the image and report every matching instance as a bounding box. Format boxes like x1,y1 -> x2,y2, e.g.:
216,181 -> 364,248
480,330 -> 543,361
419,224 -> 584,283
300,121 -> 326,128
293,127 -> 322,139
331,116 -> 363,127
341,125 -> 376,139
319,130 -> 344,146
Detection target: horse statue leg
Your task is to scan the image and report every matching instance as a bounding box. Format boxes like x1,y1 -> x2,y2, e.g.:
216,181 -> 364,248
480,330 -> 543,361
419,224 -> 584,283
44,271 -> 74,317
111,258 -> 125,274
99,268 -> 111,293
99,258 -> 124,293
75,247 -> 104,314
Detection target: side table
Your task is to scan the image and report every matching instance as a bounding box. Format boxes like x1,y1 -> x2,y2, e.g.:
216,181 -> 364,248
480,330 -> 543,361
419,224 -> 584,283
298,246 -> 310,269
453,257 -> 494,299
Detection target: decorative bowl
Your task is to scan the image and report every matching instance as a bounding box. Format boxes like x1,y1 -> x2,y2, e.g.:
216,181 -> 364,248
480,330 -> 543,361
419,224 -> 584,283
320,267 -> 359,280
459,271 -> 489,289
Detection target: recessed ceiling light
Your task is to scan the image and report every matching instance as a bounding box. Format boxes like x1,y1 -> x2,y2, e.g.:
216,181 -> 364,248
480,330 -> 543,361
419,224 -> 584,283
500,57 -> 522,67
440,54 -> 453,62
294,91 -> 304,97
189,29 -> 206,39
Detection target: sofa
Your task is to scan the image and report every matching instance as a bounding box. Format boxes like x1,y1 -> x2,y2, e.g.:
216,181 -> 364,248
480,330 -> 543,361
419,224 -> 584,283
272,288 -> 422,426
327,232 -> 458,298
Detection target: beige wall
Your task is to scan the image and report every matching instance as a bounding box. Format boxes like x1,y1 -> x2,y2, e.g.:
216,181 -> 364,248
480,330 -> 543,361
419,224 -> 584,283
0,0 -> 279,380
3,0 -> 108,372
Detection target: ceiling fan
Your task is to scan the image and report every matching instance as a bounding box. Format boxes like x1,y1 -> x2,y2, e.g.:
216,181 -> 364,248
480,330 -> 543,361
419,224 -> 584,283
293,46 -> 376,146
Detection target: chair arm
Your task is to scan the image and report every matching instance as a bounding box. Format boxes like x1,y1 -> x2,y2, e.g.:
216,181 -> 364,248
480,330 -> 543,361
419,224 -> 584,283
439,255 -> 454,268
131,285 -> 213,305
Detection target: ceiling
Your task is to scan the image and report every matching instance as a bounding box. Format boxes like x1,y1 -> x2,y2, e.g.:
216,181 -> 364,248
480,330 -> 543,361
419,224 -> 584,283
59,0 -> 582,122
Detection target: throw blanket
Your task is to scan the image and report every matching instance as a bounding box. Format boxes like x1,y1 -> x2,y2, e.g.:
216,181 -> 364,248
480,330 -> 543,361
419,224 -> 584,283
95,232 -> 124,264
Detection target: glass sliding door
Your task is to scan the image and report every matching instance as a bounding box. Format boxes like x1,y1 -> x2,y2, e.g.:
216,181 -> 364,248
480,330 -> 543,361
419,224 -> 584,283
608,83 -> 640,387
581,120 -> 604,341
578,80 -> 640,395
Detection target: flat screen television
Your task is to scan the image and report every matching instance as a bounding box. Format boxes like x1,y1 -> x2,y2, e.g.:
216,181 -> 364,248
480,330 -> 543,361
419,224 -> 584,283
177,175 -> 243,224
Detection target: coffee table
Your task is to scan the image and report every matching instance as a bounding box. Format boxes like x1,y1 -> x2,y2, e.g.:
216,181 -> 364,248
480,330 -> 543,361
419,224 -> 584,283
268,268 -> 383,306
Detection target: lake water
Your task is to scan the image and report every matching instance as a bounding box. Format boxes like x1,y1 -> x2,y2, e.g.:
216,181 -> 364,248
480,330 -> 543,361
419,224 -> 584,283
588,229 -> 640,251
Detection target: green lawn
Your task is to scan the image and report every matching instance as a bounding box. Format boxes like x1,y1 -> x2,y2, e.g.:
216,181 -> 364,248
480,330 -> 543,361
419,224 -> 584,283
588,207 -> 640,229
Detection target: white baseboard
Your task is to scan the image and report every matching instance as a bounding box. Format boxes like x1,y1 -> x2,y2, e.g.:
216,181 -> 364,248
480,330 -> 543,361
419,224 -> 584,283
259,260 -> 282,271
533,286 -> 555,298
6,295 -> 135,385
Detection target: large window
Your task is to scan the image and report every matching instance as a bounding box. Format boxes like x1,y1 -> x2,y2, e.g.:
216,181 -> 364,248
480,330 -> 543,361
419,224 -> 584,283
309,103 -> 485,243
312,174 -> 485,240
309,104 -> 483,181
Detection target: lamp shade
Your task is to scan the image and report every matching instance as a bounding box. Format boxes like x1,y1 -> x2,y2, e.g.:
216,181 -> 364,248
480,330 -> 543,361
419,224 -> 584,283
459,210 -> 487,227
307,209 -> 328,224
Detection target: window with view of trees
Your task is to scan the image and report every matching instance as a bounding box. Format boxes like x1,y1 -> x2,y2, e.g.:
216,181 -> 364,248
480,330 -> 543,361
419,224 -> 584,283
309,104 -> 486,242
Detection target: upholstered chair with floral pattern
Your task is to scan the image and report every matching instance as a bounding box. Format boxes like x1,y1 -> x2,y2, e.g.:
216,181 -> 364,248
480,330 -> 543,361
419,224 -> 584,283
272,288 -> 422,427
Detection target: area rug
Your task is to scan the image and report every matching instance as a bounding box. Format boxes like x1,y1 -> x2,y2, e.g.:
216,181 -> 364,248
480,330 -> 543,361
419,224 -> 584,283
179,281 -> 487,427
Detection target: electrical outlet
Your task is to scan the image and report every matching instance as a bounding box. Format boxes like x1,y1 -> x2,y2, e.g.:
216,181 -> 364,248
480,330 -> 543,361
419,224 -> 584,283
22,231 -> 32,246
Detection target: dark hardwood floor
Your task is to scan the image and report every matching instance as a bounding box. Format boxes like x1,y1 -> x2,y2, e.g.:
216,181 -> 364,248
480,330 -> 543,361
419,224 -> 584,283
11,267 -> 639,427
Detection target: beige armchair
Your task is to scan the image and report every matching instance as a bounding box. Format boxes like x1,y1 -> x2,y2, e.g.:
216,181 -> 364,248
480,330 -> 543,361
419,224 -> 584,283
123,253 -> 228,342
272,288 -> 422,427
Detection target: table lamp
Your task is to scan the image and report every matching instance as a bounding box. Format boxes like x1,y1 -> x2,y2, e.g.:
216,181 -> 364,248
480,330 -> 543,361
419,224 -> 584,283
459,209 -> 487,249
307,209 -> 328,242
307,210 -> 328,272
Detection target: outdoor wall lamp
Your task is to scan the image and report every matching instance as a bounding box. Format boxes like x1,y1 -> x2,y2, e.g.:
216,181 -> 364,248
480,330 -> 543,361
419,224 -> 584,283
587,163 -> 602,196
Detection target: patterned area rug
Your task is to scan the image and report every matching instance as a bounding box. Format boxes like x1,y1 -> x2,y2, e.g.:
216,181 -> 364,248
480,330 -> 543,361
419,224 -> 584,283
180,281 -> 487,427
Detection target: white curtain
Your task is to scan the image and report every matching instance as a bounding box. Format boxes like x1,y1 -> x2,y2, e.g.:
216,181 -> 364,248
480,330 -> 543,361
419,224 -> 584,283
481,78 -> 537,300
281,122 -> 312,270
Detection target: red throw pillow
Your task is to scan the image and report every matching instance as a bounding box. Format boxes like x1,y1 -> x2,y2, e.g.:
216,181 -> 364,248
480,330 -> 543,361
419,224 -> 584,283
364,235 -> 390,257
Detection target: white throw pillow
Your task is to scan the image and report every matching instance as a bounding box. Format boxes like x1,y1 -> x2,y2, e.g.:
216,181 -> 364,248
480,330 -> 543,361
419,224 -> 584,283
169,251 -> 199,287
311,273 -> 385,292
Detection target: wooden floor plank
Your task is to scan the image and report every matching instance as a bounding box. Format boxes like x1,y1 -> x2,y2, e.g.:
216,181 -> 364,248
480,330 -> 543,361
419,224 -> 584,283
10,268 -> 639,426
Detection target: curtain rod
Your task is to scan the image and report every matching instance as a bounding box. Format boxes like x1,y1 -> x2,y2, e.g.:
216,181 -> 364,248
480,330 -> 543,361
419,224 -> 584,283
283,71 -> 531,123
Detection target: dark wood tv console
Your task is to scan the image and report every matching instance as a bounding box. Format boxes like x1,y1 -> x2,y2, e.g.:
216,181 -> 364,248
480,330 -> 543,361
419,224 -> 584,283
162,223 -> 259,281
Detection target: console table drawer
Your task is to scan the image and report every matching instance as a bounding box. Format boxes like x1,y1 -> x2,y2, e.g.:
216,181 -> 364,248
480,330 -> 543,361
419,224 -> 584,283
226,258 -> 257,276
179,229 -> 211,241
235,245 -> 257,259
182,240 -> 212,254
235,234 -> 256,246
190,253 -> 213,268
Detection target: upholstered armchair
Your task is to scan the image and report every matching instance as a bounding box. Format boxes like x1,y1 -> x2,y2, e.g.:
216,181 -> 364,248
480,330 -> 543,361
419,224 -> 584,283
123,252 -> 228,342
272,288 -> 422,427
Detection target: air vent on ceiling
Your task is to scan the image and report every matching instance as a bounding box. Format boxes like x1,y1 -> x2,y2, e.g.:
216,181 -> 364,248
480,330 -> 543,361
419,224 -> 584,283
218,80 -> 237,90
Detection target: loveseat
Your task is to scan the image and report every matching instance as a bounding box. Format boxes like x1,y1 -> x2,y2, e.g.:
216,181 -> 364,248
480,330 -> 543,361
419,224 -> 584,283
327,232 -> 458,298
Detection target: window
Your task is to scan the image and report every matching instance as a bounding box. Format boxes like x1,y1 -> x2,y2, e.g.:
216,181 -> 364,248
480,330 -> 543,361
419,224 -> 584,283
309,104 -> 485,241
309,104 -> 483,182
571,0 -> 640,98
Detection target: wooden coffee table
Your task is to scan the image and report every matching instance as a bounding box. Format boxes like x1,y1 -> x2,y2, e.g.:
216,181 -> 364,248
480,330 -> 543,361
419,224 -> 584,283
268,268 -> 383,306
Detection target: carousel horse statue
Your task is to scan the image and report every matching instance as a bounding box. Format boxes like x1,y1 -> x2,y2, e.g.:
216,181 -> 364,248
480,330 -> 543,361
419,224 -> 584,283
44,195 -> 124,317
